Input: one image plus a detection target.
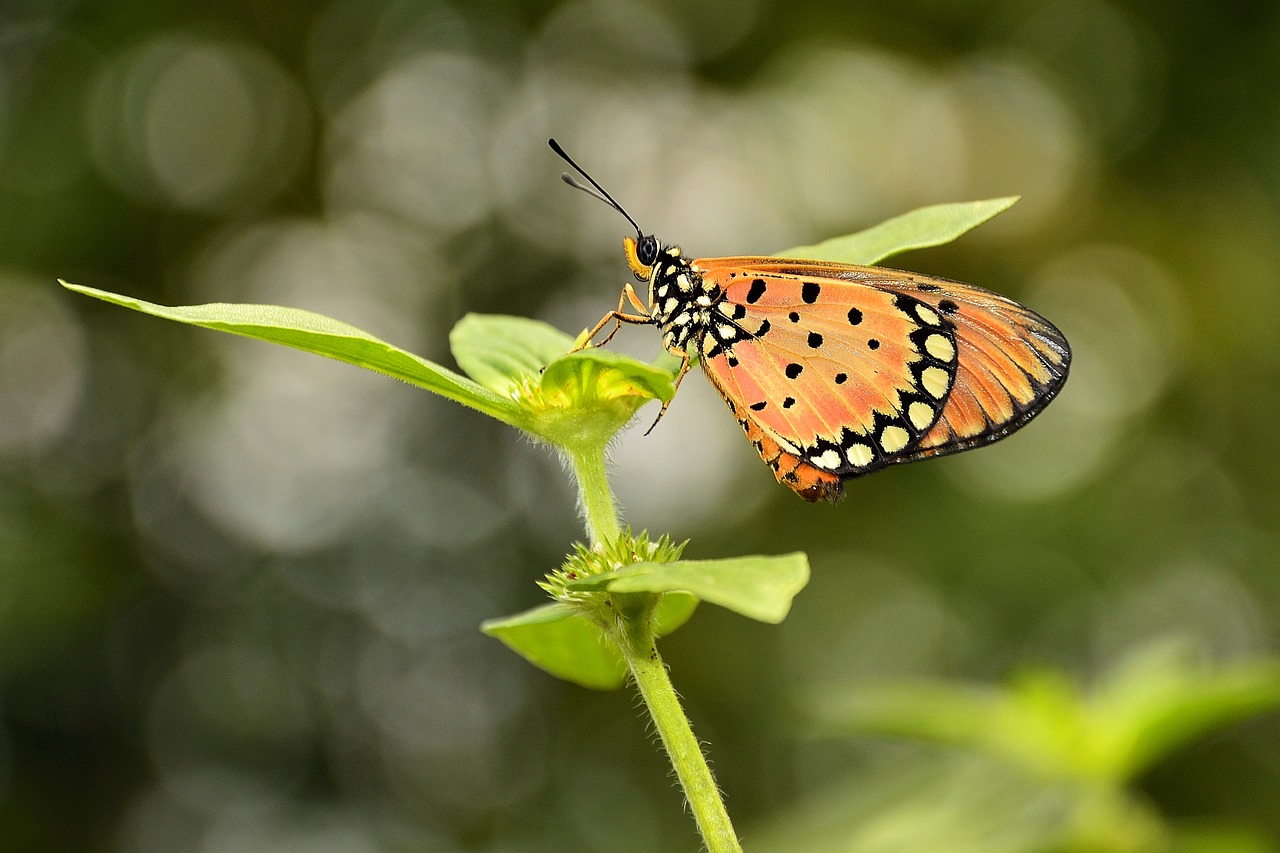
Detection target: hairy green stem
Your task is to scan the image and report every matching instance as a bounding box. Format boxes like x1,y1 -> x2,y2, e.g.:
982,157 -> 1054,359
611,598 -> 742,853
568,442 -> 739,850
569,443 -> 621,546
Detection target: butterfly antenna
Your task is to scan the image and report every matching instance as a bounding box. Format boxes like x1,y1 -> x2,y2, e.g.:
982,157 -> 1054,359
548,138 -> 643,237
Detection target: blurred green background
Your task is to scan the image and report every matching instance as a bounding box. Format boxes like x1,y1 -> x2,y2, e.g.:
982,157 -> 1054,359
3,0 -> 1280,850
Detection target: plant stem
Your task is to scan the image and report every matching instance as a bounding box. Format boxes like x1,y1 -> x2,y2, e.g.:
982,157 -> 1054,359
566,442 -> 739,849
569,443 -> 621,546
612,605 -> 742,853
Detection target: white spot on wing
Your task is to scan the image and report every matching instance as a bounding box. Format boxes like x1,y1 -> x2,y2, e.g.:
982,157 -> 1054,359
879,425 -> 910,453
846,443 -> 873,467
813,449 -> 841,469
925,334 -> 954,361
922,366 -> 949,399
908,401 -> 934,430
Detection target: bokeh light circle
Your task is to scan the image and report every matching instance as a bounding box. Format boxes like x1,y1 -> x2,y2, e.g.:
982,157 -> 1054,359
89,35 -> 311,212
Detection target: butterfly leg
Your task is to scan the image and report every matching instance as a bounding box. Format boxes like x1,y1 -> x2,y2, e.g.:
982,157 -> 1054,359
574,284 -> 651,351
643,354 -> 692,436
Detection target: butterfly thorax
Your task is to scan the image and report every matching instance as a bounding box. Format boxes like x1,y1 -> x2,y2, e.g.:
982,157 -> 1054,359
644,245 -> 751,359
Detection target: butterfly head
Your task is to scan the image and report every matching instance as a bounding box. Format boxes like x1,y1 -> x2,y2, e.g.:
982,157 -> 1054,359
624,234 -> 662,280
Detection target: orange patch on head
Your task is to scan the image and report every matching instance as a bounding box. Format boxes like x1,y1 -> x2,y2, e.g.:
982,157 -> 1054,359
623,237 -> 650,278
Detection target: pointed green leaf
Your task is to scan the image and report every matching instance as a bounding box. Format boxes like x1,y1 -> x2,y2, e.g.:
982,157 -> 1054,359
61,281 -> 526,428
481,592 -> 698,690
449,314 -> 576,394
481,603 -> 625,690
566,553 -> 809,623
778,197 -> 1019,266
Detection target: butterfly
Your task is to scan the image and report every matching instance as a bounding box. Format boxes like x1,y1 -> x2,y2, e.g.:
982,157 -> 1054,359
549,139 -> 1071,502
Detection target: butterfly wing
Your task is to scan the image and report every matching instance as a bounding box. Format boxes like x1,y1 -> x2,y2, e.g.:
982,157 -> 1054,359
694,257 -> 1070,501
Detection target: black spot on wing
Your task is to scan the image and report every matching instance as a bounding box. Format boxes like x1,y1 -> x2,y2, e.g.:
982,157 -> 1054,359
746,278 -> 767,303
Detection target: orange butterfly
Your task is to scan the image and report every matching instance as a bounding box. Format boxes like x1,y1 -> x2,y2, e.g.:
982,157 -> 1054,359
551,140 -> 1071,502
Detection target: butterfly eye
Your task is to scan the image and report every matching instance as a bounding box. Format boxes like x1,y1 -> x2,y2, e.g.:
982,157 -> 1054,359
637,235 -> 659,267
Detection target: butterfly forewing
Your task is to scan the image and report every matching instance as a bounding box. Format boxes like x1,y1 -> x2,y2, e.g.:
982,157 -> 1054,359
695,258 -> 1069,498
700,267 -> 960,482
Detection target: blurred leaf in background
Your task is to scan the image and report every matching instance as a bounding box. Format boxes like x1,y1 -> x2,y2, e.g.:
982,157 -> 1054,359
3,0 -> 1280,850
751,640 -> 1280,851
814,640 -> 1280,785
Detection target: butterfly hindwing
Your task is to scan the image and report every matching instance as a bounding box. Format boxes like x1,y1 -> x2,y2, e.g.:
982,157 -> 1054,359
893,275 -> 1070,459
695,258 -> 1070,499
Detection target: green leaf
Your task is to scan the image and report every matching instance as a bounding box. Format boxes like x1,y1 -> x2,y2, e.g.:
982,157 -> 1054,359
481,603 -> 626,690
448,313 -> 677,429
813,671 -> 1104,781
481,592 -> 697,690
1088,643 -> 1280,779
566,553 -> 810,624
528,347 -> 676,447
61,282 -> 526,428
814,682 -> 1007,744
449,314 -> 576,395
813,641 -> 1280,784
651,349 -> 687,375
747,748 -> 1170,853
65,282 -> 678,487
653,591 -> 699,636
778,197 -> 1019,266
540,348 -> 675,406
